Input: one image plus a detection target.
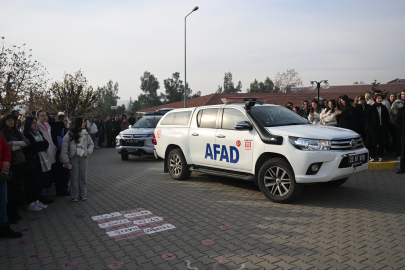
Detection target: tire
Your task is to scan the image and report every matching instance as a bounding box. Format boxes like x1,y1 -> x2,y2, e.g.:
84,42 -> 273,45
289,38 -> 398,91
258,158 -> 304,203
320,177 -> 348,188
121,153 -> 129,160
167,148 -> 191,180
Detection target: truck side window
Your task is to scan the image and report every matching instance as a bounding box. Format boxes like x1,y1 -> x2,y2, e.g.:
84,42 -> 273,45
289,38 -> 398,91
161,112 -> 191,125
198,109 -> 218,128
222,109 -> 249,130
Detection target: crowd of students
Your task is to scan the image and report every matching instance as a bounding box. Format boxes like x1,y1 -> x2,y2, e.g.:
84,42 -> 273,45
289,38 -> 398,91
0,111 -> 94,239
286,90 -> 405,174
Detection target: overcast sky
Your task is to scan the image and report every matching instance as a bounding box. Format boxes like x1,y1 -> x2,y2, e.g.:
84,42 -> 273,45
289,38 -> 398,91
2,0 -> 405,105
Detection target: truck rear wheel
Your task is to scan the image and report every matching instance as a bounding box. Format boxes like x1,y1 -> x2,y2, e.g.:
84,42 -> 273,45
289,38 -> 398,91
258,158 -> 304,203
167,148 -> 191,180
321,177 -> 348,187
121,153 -> 129,160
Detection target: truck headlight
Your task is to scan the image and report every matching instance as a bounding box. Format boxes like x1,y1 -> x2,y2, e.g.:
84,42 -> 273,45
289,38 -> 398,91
289,137 -> 331,151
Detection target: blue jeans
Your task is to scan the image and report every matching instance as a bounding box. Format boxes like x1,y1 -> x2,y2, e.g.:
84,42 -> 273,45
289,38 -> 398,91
0,181 -> 8,226
94,137 -> 99,147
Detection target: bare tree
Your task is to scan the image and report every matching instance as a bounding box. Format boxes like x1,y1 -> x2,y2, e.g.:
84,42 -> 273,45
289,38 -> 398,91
274,69 -> 303,92
0,37 -> 49,112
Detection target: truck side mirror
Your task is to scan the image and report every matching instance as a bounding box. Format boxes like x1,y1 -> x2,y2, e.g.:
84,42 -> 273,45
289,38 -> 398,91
235,121 -> 253,130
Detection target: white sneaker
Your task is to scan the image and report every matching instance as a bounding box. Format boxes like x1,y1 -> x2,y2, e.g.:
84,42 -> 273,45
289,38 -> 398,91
80,197 -> 87,201
35,200 -> 48,209
370,158 -> 375,162
27,202 -> 42,212
379,157 -> 384,162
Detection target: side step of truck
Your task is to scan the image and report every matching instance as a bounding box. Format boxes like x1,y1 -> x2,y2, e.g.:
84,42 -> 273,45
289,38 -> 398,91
190,165 -> 254,181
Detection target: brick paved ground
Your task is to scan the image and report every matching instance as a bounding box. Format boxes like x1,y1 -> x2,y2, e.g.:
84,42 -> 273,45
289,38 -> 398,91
1,148 -> 404,270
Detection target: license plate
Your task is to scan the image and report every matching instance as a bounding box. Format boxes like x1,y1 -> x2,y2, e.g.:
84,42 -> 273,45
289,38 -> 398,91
128,139 -> 139,143
348,154 -> 366,165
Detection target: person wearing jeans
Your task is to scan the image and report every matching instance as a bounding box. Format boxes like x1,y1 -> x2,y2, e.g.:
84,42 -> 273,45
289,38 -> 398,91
60,117 -> 94,202
0,134 -> 22,238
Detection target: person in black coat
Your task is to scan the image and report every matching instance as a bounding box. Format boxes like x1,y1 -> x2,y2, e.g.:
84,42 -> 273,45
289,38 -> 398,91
128,113 -> 136,126
112,116 -> 121,146
353,96 -> 371,141
336,95 -> 357,131
395,106 -> 405,174
104,116 -> 114,148
95,117 -> 105,148
22,117 -> 50,211
298,100 -> 310,119
49,114 -> 70,196
365,94 -> 390,162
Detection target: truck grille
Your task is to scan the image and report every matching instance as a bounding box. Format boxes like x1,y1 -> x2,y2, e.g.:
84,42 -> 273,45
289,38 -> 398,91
122,135 -> 146,139
331,136 -> 364,151
122,141 -> 144,146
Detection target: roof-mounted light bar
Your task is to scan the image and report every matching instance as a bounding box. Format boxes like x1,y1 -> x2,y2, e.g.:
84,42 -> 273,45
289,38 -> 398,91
221,97 -> 266,105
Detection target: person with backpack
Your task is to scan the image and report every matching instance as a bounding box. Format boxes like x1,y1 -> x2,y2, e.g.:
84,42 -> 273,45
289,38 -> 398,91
50,114 -> 70,196
0,115 -> 30,224
60,117 -> 94,202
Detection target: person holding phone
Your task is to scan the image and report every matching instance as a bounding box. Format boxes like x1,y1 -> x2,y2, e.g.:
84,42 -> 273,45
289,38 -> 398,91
60,117 -> 94,202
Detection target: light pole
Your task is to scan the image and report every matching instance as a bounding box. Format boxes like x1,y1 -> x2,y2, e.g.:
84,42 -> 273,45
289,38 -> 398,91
184,6 -> 199,108
308,80 -> 329,103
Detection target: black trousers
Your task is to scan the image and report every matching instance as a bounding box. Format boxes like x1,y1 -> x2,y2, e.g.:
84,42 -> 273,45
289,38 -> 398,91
7,163 -> 24,219
369,126 -> 385,159
401,142 -> 405,169
388,123 -> 397,152
396,128 -> 402,157
106,131 -> 113,148
23,168 -> 41,205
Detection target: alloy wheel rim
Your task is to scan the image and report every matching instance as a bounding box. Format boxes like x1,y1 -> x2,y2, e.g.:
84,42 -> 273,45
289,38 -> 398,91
264,166 -> 291,196
170,154 -> 182,176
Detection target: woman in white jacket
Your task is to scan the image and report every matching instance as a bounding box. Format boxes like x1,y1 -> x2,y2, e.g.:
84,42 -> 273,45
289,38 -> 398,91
60,117 -> 94,202
320,99 -> 338,126
308,99 -> 321,125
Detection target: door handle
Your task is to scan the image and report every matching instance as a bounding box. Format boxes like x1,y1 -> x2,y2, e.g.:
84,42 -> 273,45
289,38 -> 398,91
217,134 -> 225,138
191,133 -> 199,136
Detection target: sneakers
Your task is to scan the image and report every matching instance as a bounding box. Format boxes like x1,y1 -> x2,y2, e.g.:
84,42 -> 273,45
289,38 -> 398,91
35,200 -> 48,209
369,158 -> 375,162
80,197 -> 87,201
0,224 -> 23,238
378,157 -> 384,162
71,198 -> 78,202
27,202 -> 42,212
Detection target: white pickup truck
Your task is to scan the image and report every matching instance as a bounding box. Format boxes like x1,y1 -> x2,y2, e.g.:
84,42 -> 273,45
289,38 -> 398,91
153,98 -> 369,203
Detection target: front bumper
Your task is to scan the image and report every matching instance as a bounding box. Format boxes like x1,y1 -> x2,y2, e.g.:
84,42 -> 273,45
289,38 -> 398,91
115,136 -> 154,155
286,148 -> 369,183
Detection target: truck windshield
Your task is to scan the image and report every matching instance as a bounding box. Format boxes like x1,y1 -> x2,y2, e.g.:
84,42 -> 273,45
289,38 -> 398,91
251,106 -> 308,127
132,116 -> 162,128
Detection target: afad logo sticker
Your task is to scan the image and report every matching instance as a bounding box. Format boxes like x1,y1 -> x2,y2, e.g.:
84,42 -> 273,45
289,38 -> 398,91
245,142 -> 251,150
156,130 -> 161,138
205,144 -> 239,163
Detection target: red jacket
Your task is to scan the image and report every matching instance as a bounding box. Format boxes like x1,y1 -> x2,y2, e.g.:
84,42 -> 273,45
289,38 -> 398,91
0,134 -> 11,169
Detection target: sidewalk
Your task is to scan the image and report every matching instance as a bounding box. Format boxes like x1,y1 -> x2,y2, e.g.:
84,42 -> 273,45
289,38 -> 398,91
368,150 -> 400,171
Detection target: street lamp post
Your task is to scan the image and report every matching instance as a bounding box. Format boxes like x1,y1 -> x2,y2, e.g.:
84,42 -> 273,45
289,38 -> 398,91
308,80 -> 330,103
184,6 -> 199,108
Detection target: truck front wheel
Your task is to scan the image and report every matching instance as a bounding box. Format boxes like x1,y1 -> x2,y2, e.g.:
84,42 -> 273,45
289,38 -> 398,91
121,153 -> 129,160
167,148 -> 191,180
258,158 -> 304,203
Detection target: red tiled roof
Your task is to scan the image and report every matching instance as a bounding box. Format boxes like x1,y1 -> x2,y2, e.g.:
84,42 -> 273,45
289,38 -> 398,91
137,94 -> 216,112
138,83 -> 405,113
291,83 -> 405,94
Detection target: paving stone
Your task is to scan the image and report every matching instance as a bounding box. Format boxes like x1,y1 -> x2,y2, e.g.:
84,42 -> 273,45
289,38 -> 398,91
1,149 -> 404,270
